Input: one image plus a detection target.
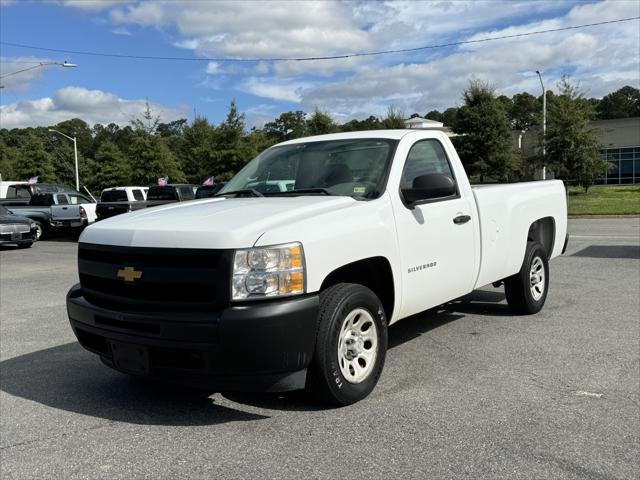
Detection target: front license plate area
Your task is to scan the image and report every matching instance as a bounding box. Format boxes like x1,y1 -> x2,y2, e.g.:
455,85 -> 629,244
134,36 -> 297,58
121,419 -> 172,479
109,341 -> 150,375
11,232 -> 21,241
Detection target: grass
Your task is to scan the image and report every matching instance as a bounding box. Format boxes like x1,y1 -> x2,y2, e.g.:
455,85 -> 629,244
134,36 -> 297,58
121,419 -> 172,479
568,185 -> 640,216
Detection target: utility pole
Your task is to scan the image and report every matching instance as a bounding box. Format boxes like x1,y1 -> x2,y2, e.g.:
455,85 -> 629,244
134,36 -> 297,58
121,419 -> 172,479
49,129 -> 79,191
536,70 -> 547,180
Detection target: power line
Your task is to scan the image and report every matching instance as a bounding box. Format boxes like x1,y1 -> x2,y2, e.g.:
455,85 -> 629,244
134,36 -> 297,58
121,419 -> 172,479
1,16 -> 637,63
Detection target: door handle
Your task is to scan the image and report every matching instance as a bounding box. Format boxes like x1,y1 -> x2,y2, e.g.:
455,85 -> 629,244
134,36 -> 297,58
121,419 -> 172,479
453,215 -> 471,225
62,207 -> 68,210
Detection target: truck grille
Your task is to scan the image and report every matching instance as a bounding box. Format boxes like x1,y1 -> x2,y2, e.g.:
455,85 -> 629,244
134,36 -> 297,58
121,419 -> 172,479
78,243 -> 233,312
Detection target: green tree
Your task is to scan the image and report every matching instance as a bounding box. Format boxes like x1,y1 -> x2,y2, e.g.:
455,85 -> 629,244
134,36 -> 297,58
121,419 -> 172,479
264,111 -> 308,141
307,107 -> 338,135
214,100 -> 255,180
14,135 -> 56,182
545,77 -> 609,192
340,115 -> 382,131
381,106 -> 406,129
596,86 -> 640,119
441,107 -> 459,127
510,92 -> 541,130
453,80 -> 519,182
425,110 -> 443,122
0,141 -> 20,180
91,140 -> 130,190
128,132 -> 185,185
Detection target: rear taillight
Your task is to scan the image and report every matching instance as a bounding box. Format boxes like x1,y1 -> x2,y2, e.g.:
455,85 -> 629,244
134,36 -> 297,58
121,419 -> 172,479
80,206 -> 87,218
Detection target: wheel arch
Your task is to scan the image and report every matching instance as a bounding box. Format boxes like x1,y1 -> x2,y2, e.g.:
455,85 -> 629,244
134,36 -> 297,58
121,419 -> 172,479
320,256 -> 395,320
527,216 -> 556,259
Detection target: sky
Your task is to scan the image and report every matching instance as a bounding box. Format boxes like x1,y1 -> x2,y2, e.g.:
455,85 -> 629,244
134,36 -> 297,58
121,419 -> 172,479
0,0 -> 638,130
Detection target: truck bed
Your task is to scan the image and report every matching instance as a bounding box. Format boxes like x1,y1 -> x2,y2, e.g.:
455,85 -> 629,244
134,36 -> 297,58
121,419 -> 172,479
471,180 -> 568,289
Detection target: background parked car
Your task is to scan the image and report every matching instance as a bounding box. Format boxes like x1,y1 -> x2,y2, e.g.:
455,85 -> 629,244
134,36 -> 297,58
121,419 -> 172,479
0,183 -> 78,206
0,205 -> 37,248
96,186 -> 150,221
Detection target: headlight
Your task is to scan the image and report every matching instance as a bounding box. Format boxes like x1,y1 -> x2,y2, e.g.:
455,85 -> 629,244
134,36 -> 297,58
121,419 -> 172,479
30,222 -> 36,229
232,242 -> 305,300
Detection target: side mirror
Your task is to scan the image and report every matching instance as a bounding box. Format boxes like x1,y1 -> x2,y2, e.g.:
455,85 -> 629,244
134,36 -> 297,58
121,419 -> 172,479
402,173 -> 456,206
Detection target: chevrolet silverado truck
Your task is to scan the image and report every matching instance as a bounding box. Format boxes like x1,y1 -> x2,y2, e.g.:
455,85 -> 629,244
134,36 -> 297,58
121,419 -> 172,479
67,130 -> 568,405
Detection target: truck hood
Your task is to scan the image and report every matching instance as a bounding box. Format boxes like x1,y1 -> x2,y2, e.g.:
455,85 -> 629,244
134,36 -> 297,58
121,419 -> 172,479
80,196 -> 358,249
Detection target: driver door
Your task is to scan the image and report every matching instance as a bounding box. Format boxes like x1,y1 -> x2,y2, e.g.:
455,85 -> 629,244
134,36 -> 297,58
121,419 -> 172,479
392,139 -> 476,319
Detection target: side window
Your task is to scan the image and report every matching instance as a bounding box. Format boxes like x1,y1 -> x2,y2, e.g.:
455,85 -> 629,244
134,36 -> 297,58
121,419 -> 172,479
68,194 -> 79,204
56,194 -> 69,205
179,187 -> 195,200
132,189 -> 144,201
400,140 -> 454,190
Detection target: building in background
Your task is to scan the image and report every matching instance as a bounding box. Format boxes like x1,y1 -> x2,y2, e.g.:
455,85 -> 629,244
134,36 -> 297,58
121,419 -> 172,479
591,117 -> 640,184
516,117 -> 640,184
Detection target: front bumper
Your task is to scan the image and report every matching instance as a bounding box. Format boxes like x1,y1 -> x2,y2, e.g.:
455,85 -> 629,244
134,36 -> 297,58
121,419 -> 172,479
66,284 -> 319,392
0,229 -> 37,244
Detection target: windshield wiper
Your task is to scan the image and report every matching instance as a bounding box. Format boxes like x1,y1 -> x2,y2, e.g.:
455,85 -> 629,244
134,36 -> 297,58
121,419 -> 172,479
215,189 -> 264,197
270,188 -> 332,196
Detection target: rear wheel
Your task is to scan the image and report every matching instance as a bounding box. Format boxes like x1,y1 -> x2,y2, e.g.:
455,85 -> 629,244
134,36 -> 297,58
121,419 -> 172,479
505,241 -> 549,314
307,283 -> 387,406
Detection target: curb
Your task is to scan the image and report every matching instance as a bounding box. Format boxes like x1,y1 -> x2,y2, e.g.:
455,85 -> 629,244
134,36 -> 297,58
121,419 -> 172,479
569,215 -> 640,219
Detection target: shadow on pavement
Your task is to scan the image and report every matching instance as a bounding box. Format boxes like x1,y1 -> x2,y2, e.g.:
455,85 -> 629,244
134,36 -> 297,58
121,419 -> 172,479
1,290 -> 511,416
0,342 -> 268,425
572,245 -> 640,259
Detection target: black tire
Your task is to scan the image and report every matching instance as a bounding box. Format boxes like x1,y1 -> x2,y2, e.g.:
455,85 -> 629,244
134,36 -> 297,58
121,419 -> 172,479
504,241 -> 549,314
33,221 -> 45,241
307,283 -> 387,406
17,242 -> 33,249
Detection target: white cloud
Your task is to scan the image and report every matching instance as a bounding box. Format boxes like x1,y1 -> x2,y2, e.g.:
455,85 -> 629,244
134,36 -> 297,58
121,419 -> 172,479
0,86 -> 187,129
300,0 -> 640,115
239,78 -> 314,103
0,57 -> 59,92
62,0 -> 131,11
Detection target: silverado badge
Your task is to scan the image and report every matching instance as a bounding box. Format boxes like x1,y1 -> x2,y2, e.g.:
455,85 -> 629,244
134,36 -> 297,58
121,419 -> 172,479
117,266 -> 143,282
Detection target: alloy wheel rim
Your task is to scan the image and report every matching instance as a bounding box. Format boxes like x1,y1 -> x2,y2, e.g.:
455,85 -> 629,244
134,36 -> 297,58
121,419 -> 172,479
530,256 -> 545,301
337,308 -> 378,384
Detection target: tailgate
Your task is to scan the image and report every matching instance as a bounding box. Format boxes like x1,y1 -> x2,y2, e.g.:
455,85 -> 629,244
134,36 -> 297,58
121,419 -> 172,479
96,202 -> 131,219
51,204 -> 81,221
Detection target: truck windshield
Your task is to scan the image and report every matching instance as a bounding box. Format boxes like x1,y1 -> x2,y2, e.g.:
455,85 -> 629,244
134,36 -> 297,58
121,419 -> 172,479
220,138 -> 397,199
101,190 -> 128,202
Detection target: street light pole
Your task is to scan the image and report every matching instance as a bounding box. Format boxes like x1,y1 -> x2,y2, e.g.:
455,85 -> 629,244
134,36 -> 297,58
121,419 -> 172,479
49,129 -> 79,191
536,70 -> 547,180
0,61 -> 77,88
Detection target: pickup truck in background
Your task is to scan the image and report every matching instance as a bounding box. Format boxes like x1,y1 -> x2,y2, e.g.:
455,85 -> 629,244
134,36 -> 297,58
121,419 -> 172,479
195,183 -> 226,199
95,184 -> 197,221
96,186 -> 149,221
67,130 -> 568,405
8,193 -> 88,239
0,183 -> 77,205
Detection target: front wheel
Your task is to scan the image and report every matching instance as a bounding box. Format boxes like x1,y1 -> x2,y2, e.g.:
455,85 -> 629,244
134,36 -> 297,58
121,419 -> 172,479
307,283 -> 387,406
504,241 -> 549,314
33,221 -> 45,241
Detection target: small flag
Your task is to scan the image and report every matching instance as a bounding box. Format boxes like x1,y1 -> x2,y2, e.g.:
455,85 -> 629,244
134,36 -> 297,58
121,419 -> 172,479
202,176 -> 215,186
27,176 -> 39,185
158,176 -> 168,186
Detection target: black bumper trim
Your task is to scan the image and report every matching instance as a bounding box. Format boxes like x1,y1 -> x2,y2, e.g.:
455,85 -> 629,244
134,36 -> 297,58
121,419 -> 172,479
66,284 -> 319,392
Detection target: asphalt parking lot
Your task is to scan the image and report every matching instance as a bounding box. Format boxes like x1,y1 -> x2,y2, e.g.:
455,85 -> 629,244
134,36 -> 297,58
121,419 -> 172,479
1,218 -> 638,479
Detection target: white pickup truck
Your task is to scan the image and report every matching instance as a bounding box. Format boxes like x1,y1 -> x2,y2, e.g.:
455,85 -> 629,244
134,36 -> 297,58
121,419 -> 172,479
67,130 -> 568,405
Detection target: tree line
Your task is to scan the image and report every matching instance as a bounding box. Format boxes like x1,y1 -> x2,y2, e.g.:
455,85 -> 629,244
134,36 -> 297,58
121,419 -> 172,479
0,83 -> 637,194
